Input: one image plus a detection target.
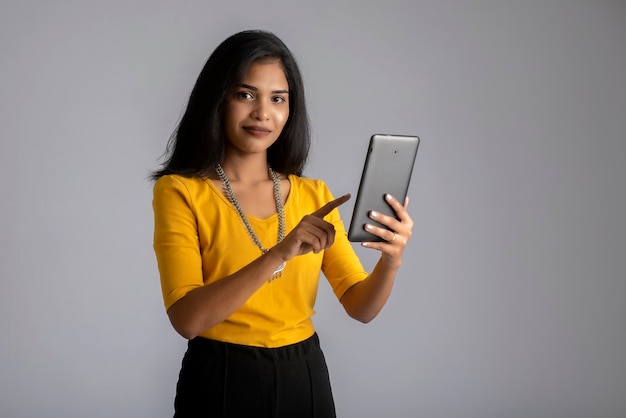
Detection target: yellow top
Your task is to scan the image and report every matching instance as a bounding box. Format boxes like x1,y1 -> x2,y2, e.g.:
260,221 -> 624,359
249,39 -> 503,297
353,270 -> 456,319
152,174 -> 367,347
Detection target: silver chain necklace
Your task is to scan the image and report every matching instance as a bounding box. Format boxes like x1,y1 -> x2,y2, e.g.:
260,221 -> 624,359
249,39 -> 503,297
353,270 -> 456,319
216,164 -> 286,280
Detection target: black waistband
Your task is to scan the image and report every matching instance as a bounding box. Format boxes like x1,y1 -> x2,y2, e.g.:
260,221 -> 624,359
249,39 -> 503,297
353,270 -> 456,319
187,333 -> 321,362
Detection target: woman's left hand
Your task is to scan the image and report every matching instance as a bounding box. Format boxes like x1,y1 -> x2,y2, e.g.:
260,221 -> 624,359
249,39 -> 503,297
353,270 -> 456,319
361,194 -> 413,267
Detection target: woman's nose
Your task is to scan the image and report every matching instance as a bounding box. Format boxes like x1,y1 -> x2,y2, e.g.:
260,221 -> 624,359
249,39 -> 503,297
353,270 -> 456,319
251,101 -> 269,120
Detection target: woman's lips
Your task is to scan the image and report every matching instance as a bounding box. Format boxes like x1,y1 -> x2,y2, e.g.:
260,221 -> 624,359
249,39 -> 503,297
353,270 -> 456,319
244,126 -> 271,137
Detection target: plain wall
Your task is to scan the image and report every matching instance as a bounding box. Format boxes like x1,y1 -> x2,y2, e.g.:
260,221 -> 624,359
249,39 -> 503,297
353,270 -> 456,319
1,1 -> 625,417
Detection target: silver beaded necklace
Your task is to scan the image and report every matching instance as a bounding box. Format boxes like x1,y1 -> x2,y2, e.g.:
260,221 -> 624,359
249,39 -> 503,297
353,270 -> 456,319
216,163 -> 286,280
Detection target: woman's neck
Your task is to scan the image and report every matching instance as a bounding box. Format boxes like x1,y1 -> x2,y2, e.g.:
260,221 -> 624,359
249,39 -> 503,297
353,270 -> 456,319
219,154 -> 270,184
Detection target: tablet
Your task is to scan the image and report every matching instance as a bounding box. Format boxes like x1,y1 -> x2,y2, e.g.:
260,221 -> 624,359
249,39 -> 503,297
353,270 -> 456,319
347,134 -> 420,242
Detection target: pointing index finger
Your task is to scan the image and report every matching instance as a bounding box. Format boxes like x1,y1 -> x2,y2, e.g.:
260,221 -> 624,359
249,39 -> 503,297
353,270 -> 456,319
312,194 -> 351,219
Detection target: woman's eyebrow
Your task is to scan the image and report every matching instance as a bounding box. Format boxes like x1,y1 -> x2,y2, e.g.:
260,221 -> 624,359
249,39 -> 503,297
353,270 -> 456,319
238,83 -> 289,94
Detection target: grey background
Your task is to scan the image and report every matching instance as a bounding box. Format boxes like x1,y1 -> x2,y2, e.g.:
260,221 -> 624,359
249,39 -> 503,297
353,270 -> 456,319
1,1 -> 625,417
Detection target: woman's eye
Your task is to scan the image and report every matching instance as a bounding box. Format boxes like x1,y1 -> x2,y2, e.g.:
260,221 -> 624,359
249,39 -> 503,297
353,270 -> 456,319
272,96 -> 286,103
237,91 -> 253,100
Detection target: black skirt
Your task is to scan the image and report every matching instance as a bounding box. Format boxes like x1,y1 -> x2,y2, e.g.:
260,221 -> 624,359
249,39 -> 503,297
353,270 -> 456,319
173,333 -> 336,418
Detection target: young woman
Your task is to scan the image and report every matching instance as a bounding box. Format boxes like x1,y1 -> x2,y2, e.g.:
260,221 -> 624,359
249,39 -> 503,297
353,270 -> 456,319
152,30 -> 413,417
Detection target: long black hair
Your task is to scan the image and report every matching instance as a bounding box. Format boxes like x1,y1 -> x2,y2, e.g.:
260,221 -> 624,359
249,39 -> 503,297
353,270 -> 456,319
151,30 -> 310,180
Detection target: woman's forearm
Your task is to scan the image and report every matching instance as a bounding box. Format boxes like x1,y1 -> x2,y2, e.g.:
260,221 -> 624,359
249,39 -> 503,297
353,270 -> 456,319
166,249 -> 286,339
339,258 -> 401,323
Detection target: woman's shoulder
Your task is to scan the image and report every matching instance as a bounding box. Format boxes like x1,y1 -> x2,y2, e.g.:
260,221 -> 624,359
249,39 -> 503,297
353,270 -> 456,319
153,174 -> 215,200
288,174 -> 330,193
287,175 -> 336,206
154,174 -> 209,189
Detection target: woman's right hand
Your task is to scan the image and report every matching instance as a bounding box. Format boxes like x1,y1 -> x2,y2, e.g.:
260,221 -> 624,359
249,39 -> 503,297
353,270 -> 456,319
271,194 -> 351,261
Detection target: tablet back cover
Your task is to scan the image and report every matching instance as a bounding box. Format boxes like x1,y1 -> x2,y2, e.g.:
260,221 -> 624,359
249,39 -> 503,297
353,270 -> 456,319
347,134 -> 420,242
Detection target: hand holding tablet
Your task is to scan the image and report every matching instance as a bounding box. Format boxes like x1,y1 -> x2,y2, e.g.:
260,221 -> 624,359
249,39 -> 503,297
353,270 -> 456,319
347,134 -> 420,242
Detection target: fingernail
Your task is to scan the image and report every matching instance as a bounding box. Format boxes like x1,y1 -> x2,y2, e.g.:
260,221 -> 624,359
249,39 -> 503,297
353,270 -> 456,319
386,194 -> 393,201
365,224 -> 373,230
361,242 -> 369,247
370,211 -> 378,218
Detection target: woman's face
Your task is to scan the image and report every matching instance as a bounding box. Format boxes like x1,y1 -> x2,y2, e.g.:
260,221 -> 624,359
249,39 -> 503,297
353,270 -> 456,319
223,60 -> 290,157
